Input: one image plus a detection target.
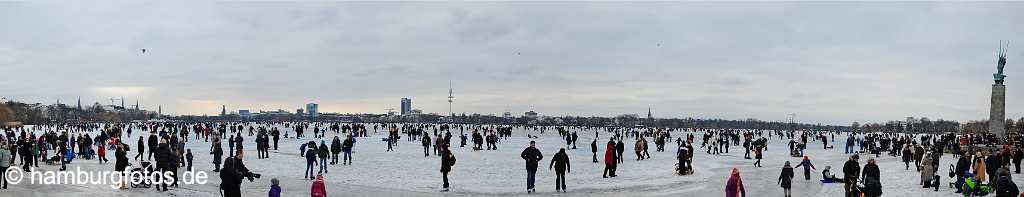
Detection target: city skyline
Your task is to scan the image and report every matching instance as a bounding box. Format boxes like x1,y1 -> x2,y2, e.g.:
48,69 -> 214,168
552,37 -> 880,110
1,2 -> 1022,125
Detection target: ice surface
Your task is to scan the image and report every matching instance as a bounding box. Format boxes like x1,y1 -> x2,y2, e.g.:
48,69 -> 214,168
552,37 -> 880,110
2,125 -> 1011,197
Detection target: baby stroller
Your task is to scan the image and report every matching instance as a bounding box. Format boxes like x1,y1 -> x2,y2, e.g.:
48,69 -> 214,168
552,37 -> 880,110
130,161 -> 155,188
961,172 -> 993,196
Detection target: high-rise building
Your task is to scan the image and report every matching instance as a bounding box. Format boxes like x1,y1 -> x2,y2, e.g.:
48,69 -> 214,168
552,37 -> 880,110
400,98 -> 412,115
306,103 -> 318,117
221,105 -> 227,116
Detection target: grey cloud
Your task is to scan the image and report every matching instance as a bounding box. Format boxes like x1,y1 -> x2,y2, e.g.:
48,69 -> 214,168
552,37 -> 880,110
0,2 -> 1022,125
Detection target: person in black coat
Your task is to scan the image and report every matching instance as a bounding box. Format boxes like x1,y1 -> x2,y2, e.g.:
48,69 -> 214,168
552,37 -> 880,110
135,136 -> 145,161
330,137 -> 341,165
591,139 -> 598,163
211,137 -> 223,172
342,135 -> 354,165
1013,148 -> 1024,173
550,148 -> 570,192
304,141 -> 318,179
843,155 -> 861,197
422,135 -> 432,157
956,153 -> 972,193
439,147 -> 456,191
168,146 -> 181,188
317,141 -> 329,173
521,141 -> 543,193
913,145 -> 925,171
995,169 -> 1019,197
861,158 -> 882,197
219,157 -> 243,197
779,161 -> 794,197
615,140 -> 625,164
234,133 -> 244,153
154,140 -> 173,191
271,128 -> 280,150
987,153 -> 1003,184
902,146 -> 913,170
114,143 -> 129,172
147,133 -> 158,161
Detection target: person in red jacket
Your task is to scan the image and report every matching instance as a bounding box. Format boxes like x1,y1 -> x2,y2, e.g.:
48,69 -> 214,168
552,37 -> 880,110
603,138 -> 617,178
726,168 -> 746,197
97,144 -> 107,164
311,174 -> 326,197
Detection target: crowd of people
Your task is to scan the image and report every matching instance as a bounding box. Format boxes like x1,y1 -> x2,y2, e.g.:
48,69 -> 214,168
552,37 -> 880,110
3,122 -> 1024,197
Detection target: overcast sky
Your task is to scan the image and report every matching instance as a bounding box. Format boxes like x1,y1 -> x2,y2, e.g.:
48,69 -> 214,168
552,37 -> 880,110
1,2 -> 1022,125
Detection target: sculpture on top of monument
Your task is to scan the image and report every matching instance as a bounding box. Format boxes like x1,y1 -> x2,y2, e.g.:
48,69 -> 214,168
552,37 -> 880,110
995,40 -> 1009,84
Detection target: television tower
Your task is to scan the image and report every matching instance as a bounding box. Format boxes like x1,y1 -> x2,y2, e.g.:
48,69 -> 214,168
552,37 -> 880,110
448,81 -> 454,118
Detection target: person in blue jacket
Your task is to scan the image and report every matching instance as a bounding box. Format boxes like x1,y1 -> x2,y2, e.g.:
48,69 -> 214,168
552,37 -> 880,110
795,156 -> 816,180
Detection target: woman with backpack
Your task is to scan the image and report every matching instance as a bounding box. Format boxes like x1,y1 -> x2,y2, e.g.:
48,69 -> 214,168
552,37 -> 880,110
440,146 -> 456,192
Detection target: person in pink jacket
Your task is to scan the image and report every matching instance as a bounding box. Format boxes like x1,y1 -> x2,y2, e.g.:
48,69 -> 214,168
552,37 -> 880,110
310,174 -> 326,197
726,168 -> 746,197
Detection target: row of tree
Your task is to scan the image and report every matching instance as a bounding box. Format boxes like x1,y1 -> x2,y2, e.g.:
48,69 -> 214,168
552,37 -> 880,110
5,100 -> 1023,134
1,101 -> 157,124
850,117 -> 1024,134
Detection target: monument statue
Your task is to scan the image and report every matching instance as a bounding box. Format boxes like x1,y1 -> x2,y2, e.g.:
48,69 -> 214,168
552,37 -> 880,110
995,41 -> 1009,84
990,41 -> 1009,138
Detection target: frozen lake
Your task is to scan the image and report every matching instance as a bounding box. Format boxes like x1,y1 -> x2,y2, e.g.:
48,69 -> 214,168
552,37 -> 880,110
3,124 -> 1016,197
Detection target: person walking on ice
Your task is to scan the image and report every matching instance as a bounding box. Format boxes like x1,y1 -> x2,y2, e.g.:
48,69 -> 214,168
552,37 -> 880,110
726,168 -> 746,197
521,141 -> 543,193
550,148 -> 570,192
779,161 -> 794,197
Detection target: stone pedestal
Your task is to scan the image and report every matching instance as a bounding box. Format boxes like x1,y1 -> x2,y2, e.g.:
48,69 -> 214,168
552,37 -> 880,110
989,84 -> 1006,137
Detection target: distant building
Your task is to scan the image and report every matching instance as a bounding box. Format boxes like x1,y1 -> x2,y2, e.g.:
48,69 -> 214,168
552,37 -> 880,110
525,111 -> 539,119
306,103 -> 318,117
646,107 -> 655,126
239,109 -> 251,118
221,105 -> 227,117
400,98 -> 412,115
297,108 -> 304,118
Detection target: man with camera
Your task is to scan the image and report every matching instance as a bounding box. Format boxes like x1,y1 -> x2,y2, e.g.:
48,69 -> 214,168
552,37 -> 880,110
220,149 -> 260,197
